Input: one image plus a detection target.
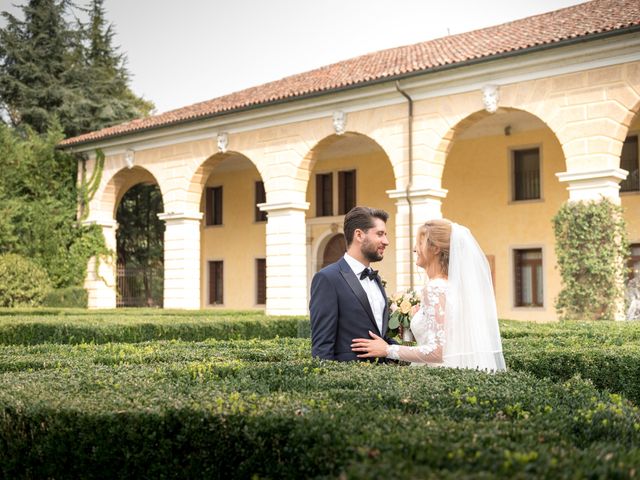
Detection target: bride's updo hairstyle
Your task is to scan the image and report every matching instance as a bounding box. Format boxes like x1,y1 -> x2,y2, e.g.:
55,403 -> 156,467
418,219 -> 452,276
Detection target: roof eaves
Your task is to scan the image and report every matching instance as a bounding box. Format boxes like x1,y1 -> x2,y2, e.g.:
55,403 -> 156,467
61,23 -> 640,150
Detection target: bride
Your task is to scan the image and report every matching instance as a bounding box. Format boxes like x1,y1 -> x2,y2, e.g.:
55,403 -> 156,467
351,219 -> 506,372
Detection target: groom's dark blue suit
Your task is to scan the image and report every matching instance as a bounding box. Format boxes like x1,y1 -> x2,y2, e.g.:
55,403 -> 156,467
310,257 -> 396,361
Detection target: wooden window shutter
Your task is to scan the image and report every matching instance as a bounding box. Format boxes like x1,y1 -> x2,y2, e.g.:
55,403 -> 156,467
256,258 -> 266,304
255,181 -> 267,222
209,261 -> 223,304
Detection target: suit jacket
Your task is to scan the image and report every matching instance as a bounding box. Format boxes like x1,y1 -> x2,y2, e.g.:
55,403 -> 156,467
309,257 -> 395,361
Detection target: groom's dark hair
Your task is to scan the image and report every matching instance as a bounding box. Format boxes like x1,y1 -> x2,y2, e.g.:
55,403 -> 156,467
343,206 -> 389,246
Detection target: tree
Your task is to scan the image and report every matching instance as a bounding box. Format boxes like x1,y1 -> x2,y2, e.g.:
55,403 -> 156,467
0,0 -> 154,137
0,0 -> 76,134
73,0 -> 153,135
0,122 -> 105,288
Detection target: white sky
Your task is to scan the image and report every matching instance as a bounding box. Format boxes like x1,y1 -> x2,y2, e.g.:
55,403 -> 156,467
1,0 -> 586,114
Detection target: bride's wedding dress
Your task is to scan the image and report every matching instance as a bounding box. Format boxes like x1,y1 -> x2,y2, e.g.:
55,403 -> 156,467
387,224 -> 506,372
387,278 -> 447,366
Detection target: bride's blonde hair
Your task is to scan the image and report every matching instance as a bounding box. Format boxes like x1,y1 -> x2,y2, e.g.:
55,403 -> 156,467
417,219 -> 452,276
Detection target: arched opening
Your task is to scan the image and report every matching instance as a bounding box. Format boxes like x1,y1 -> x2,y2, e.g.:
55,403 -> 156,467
621,108 -> 640,284
115,178 -> 165,308
320,234 -> 346,269
197,151 -> 266,308
304,132 -> 396,290
440,108 -> 565,321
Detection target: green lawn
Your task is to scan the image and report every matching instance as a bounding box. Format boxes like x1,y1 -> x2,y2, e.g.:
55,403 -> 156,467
0,309 -> 639,479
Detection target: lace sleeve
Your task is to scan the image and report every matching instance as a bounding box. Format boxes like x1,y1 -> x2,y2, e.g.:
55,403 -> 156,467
387,287 -> 446,363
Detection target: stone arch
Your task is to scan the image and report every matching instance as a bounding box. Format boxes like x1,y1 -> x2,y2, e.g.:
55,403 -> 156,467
440,106 -> 567,322
303,131 -> 397,293
300,132 -> 395,193
183,150 -> 264,214
435,107 -> 560,174
97,166 -> 164,220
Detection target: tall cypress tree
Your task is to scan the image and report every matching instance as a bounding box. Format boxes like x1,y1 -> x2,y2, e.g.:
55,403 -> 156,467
77,0 -> 153,134
0,0 -> 154,138
0,0 -> 75,134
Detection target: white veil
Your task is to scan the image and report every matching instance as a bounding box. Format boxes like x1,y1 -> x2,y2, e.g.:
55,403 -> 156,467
443,223 -> 506,372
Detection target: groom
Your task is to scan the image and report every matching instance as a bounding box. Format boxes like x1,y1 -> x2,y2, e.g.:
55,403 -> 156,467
310,206 -> 396,361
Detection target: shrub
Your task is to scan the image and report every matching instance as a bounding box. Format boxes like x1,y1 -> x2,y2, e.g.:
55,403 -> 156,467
553,198 -> 629,320
0,339 -> 639,479
0,311 -> 306,345
0,253 -> 51,307
42,286 -> 88,308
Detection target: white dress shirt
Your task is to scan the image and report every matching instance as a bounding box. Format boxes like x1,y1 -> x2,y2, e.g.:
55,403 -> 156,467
343,253 -> 385,334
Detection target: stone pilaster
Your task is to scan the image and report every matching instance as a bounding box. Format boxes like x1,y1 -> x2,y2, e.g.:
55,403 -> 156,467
387,187 -> 448,291
82,219 -> 117,309
157,211 -> 203,309
258,201 -> 310,315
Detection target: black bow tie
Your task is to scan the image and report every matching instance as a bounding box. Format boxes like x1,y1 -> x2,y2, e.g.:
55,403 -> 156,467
359,268 -> 379,281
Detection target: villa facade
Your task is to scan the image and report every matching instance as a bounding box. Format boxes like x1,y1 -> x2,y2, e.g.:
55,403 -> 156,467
62,0 -> 640,321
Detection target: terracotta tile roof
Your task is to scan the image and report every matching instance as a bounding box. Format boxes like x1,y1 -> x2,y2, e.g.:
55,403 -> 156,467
61,0 -> 640,147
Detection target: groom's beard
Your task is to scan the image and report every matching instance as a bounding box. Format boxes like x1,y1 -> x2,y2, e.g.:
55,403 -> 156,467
362,238 -> 384,263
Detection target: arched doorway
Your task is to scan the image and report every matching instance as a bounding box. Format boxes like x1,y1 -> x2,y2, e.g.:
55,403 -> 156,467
320,234 -> 346,269
116,182 -> 165,307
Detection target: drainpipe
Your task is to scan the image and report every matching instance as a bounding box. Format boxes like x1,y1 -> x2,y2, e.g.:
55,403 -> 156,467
395,81 -> 414,290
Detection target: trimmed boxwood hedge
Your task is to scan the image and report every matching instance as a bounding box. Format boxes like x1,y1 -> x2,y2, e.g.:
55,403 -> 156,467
0,338 -> 639,479
1,314 -> 640,477
0,309 -> 307,344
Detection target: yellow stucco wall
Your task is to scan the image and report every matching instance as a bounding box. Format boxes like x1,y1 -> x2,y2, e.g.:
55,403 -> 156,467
200,165 -> 266,309
442,125 -> 568,321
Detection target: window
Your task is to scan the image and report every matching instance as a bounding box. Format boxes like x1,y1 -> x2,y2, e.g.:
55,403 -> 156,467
338,170 -> 356,215
208,261 -> 223,304
513,148 -> 540,201
256,258 -> 266,305
315,170 -> 357,217
205,186 -> 223,226
514,249 -> 543,307
620,135 -> 639,192
629,244 -> 640,280
255,181 -> 267,222
316,173 -> 333,217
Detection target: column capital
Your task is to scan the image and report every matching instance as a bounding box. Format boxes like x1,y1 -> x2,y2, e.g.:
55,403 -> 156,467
257,201 -> 310,213
386,187 -> 448,205
556,168 -> 627,201
157,211 -> 203,223
81,218 -> 118,229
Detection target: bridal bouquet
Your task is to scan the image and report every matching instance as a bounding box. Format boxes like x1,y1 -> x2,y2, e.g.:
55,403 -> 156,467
387,290 -> 420,341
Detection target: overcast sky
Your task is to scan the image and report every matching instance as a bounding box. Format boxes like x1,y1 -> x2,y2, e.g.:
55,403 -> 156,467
1,0 -> 586,114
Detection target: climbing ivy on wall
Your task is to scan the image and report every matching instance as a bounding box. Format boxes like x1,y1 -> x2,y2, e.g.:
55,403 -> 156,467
78,149 -> 105,221
553,197 -> 629,321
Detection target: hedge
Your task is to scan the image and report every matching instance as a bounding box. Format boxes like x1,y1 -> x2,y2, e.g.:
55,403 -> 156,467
0,338 -> 639,478
0,309 -> 307,344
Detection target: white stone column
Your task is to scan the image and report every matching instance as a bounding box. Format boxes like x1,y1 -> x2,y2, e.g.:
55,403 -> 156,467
387,187 -> 448,291
158,211 -> 203,309
556,168 -> 628,203
258,201 -> 310,315
82,219 -> 117,309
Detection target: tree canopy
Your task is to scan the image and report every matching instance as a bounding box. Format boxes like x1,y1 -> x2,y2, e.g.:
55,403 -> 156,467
0,1 -> 158,298
0,0 -> 154,137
